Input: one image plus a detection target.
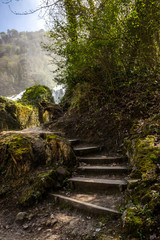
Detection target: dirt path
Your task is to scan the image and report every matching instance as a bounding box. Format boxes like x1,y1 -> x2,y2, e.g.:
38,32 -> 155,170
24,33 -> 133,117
0,197 -> 122,240
0,127 -> 56,137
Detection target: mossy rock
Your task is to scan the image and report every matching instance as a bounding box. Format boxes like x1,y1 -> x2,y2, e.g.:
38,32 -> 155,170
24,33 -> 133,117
0,134 -> 34,178
0,96 -> 40,131
123,205 -> 155,238
0,97 -> 20,131
46,135 -> 77,168
0,132 -> 76,206
123,206 -> 144,234
124,116 -> 160,238
19,85 -> 54,107
19,169 -> 57,206
126,135 -> 159,181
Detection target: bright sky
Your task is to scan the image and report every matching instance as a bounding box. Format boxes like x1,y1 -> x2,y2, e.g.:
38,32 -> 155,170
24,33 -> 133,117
0,0 -> 46,33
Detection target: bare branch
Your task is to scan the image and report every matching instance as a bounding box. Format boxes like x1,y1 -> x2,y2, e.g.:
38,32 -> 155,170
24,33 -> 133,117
2,0 -> 62,15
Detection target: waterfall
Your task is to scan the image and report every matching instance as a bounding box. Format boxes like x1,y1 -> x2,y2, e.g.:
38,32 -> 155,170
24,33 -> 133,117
52,85 -> 65,104
6,85 -> 65,104
7,90 -> 26,101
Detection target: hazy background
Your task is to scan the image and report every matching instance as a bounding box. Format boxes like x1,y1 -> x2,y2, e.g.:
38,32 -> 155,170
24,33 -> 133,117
0,0 -> 57,97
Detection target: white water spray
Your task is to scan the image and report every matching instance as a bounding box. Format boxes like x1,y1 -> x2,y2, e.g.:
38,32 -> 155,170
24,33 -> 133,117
6,85 -> 65,104
52,85 -> 65,104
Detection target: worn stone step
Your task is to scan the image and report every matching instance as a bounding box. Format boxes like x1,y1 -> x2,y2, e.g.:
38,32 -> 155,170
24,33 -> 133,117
68,139 -> 80,146
78,155 -> 127,165
73,146 -> 101,156
52,193 -> 121,216
76,174 -> 128,180
68,177 -> 127,193
77,166 -> 129,175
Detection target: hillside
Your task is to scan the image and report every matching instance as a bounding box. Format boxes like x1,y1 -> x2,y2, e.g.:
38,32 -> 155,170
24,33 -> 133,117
0,29 -> 56,96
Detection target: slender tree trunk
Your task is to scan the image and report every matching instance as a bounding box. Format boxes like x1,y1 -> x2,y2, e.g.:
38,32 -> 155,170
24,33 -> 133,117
64,0 -> 78,42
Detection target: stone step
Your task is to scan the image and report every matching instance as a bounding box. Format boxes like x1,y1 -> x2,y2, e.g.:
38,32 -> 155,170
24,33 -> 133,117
68,139 -> 80,146
73,146 -> 101,156
77,166 -> 129,175
78,155 -> 127,165
40,131 -> 65,137
52,193 -> 121,216
76,174 -> 128,180
68,177 -> 127,193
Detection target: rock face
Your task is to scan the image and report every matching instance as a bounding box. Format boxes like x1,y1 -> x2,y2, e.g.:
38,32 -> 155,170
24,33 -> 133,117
0,85 -> 57,132
40,101 -> 63,122
124,117 -> 160,238
0,97 -> 40,131
0,131 -> 76,206
19,85 -> 55,124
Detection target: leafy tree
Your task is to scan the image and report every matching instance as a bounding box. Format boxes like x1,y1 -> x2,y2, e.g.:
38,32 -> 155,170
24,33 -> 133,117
2,0 -> 159,94
42,0 -> 160,91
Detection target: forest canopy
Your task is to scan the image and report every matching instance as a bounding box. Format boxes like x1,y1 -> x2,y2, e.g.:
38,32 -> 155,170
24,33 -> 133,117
41,0 -> 160,91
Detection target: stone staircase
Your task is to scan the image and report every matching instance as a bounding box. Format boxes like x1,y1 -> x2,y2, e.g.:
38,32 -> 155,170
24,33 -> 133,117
52,138 -> 129,216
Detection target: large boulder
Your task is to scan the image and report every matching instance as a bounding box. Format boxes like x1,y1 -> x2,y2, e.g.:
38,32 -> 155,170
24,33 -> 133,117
0,97 -> 40,131
19,85 -> 54,107
19,85 -> 55,123
0,131 -> 76,207
0,85 -> 56,132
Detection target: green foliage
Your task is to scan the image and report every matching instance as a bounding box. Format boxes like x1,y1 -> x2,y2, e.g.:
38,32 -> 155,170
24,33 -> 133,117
69,82 -> 107,113
44,0 -> 160,91
19,85 -> 54,107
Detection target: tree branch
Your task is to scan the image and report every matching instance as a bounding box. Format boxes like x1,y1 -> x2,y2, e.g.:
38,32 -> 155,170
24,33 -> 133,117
2,0 -> 62,15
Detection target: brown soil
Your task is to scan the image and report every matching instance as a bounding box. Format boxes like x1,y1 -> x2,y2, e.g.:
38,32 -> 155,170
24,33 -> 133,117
48,78 -> 160,153
0,196 -> 124,240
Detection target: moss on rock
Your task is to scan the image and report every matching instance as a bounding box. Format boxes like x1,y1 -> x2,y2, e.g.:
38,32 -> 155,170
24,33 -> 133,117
18,85 -> 55,124
19,169 -> 57,206
126,135 -> 159,181
0,96 -> 40,131
124,116 -> 160,238
0,85 -> 56,132
19,85 -> 54,107
123,206 -> 144,234
46,135 -> 76,168
0,132 -> 76,206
